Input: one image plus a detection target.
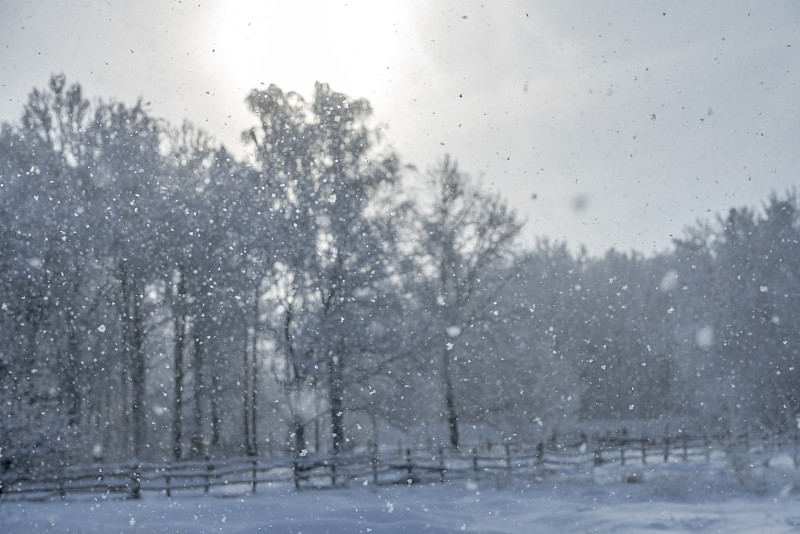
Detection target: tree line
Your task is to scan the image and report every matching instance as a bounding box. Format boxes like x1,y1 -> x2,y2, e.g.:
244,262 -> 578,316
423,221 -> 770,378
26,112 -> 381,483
1,75 -> 798,471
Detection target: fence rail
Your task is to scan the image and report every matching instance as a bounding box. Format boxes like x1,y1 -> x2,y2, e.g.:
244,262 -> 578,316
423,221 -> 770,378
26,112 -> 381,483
2,430 -> 799,500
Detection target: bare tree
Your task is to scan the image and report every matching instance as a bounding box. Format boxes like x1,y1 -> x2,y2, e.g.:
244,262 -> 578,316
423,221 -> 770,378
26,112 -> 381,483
244,82 -> 403,454
411,155 -> 523,449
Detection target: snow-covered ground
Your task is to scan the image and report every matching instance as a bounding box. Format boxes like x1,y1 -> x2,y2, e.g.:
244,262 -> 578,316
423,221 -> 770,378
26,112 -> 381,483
3,457 -> 800,533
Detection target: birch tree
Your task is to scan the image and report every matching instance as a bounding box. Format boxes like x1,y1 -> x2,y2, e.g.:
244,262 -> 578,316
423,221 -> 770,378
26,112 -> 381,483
244,82 -> 403,454
411,155 -> 522,449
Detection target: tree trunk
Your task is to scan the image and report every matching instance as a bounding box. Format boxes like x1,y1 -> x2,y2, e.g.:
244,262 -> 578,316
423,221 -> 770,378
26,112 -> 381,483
191,330 -> 204,458
249,285 -> 259,455
210,372 -> 221,449
61,321 -> 82,427
242,324 -> 251,455
442,348 -> 459,450
119,261 -> 147,459
328,354 -> 345,454
131,314 -> 146,459
292,420 -> 306,455
172,267 -> 187,461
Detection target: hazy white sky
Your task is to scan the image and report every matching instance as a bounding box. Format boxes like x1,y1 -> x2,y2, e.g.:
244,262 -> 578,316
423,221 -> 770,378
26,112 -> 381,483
1,0 -> 798,255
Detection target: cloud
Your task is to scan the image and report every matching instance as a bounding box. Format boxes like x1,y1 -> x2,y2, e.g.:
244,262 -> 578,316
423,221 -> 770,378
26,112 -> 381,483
1,0 -> 797,254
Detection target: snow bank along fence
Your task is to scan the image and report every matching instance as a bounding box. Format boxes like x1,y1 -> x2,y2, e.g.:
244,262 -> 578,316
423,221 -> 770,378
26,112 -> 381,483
2,429 -> 799,500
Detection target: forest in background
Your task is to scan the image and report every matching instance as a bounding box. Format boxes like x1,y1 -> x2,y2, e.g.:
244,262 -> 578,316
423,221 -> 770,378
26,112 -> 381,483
1,75 -> 799,471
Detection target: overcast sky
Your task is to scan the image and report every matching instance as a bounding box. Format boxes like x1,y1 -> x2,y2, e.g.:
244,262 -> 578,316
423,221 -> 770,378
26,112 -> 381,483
1,0 -> 798,255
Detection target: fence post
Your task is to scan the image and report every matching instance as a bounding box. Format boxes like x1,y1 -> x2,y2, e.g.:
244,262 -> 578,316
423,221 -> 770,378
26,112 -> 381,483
536,442 -> 545,469
472,447 -> 479,478
794,427 -> 800,469
130,463 -> 141,500
165,466 -> 171,498
704,432 -> 711,462
663,436 -> 670,463
372,442 -> 380,485
293,457 -> 301,491
682,434 -> 688,461
205,455 -> 213,494
438,446 -> 446,483
641,439 -> 647,465
792,428 -> 800,469
251,456 -> 257,493
331,455 -> 338,487
405,448 -> 413,482
594,443 -> 603,466
763,432 -> 772,468
620,439 -> 626,466
594,449 -> 602,466
505,443 -> 512,475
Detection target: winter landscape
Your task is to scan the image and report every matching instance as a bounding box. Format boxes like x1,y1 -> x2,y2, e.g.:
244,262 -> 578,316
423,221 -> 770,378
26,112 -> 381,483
2,1 -> 800,532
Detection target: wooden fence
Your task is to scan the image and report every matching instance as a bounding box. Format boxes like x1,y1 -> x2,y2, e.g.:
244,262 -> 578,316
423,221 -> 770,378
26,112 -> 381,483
2,430 -> 798,500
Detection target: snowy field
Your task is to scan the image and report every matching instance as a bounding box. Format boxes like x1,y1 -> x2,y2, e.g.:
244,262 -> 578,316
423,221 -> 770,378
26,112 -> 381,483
3,458 -> 800,533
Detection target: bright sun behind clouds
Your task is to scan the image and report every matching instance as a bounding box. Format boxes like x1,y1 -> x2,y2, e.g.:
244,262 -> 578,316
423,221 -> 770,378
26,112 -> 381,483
206,0 -> 416,103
